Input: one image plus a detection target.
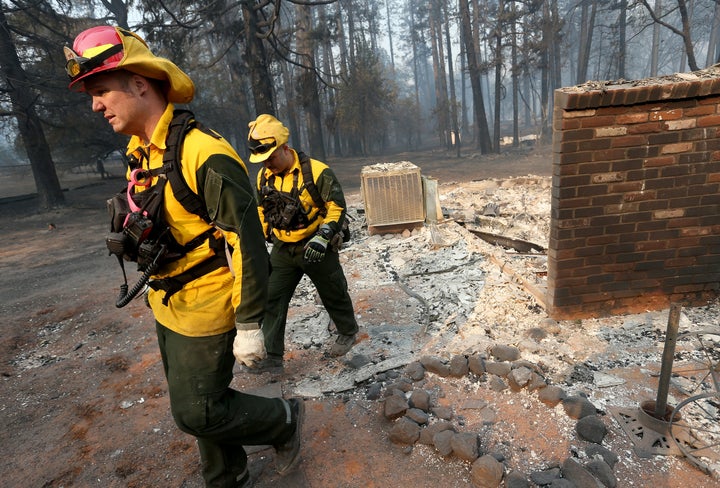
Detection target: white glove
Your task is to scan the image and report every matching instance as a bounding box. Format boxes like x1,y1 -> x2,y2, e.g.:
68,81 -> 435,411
233,327 -> 267,367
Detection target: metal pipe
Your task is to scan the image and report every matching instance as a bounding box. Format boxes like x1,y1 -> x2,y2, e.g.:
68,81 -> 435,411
655,303 -> 682,419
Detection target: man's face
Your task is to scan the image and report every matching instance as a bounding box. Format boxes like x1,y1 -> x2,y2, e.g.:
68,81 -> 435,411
83,72 -> 145,137
262,145 -> 293,175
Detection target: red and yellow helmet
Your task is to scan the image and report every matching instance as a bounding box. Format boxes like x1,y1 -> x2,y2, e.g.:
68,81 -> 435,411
64,26 -> 194,104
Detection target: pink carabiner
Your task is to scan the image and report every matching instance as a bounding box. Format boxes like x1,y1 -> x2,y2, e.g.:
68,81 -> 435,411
129,168 -> 153,187
124,168 -> 153,226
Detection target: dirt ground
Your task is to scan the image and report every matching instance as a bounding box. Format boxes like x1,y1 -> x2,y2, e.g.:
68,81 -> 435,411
1,144 -> 718,488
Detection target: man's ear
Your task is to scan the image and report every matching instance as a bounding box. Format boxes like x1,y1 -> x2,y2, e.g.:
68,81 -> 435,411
130,74 -> 150,95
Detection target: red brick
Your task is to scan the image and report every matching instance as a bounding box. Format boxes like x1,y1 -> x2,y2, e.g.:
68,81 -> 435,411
605,202 -> 640,213
660,142 -> 692,154
611,135 -> 647,147
685,105 -> 716,116
558,140 -> 578,152
627,122 -> 663,134
563,128 -> 596,141
670,82 -> 691,99
679,227 -> 712,237
666,257 -> 696,267
579,162 -> 612,173
647,132 -> 681,145
664,119 -> 696,131
591,172 -> 624,183
580,115 -> 616,128
593,149 -> 628,161
563,108 -> 597,118
616,113 -> 649,124
698,114 -> 720,127
597,105 -> 636,116
698,96 -> 720,105
644,156 -> 675,167
668,217 -> 701,229
561,118 -> 582,130
611,159 -> 644,172
556,218 -> 590,229
649,109 -> 683,121
579,139 -> 612,151
681,128 -> 712,141
596,127 -> 629,138
623,191 -> 656,202
554,91 -> 573,110
636,241 -> 668,251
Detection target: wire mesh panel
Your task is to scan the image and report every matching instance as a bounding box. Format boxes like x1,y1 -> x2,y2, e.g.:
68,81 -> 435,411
361,162 -> 425,227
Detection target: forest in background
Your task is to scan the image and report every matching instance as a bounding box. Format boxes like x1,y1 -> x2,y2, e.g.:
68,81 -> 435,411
0,0 -> 719,209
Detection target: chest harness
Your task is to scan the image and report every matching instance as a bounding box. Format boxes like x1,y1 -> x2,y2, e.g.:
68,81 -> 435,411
259,153 -> 351,245
258,152 -> 327,238
106,110 -> 228,308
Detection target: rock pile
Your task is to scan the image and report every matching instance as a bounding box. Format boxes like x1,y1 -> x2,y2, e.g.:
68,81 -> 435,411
374,344 -> 623,488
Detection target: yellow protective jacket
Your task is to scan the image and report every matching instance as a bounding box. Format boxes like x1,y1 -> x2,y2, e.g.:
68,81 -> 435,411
256,149 -> 346,243
126,104 -> 268,336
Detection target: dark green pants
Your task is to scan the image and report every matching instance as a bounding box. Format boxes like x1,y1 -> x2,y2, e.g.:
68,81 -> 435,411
155,322 -> 295,487
263,240 -> 359,358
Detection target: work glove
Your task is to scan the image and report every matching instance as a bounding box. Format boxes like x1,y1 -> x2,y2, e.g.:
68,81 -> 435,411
233,323 -> 266,367
304,224 -> 333,263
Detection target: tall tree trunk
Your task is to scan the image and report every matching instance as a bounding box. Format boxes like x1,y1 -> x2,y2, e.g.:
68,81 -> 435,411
346,2 -> 356,68
320,8 -> 341,156
617,0 -> 627,79
0,8 -> 63,210
367,0 -> 379,52
707,0 -> 720,67
650,0 -> 662,76
224,48 -> 253,147
460,39 -> 470,143
540,1 -> 550,142
511,1 -> 518,147
443,2 -> 460,157
336,3 -> 350,76
576,0 -> 596,84
407,1 -> 426,144
296,5 -> 325,159
385,0 -> 395,71
408,1 -> 421,114
677,0 -> 699,71
493,0 -> 503,154
429,1 -> 449,147
551,0 -> 561,89
274,8 -> 300,146
459,0 -> 492,153
335,2 -> 350,154
522,23 -> 532,128
241,0 -> 274,114
212,0 -> 251,147
640,0 -> 699,72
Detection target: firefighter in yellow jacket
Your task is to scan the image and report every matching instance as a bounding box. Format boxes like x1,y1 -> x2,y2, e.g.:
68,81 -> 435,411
246,114 -> 359,374
65,26 -> 302,487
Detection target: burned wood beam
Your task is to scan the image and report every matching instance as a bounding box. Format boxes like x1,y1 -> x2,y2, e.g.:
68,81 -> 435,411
463,226 -> 546,254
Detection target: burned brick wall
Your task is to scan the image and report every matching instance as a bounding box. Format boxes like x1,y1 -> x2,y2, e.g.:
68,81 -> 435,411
548,68 -> 720,320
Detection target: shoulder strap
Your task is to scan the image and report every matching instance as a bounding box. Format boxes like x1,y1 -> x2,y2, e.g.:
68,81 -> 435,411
297,151 -> 324,209
162,109 -> 212,223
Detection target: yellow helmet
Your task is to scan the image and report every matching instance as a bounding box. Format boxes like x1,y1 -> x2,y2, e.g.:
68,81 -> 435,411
64,26 -> 194,104
247,114 -> 290,163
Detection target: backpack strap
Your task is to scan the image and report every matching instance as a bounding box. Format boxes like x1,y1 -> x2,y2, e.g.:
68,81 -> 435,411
162,109 -> 219,223
297,151 -> 326,217
149,254 -> 229,305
